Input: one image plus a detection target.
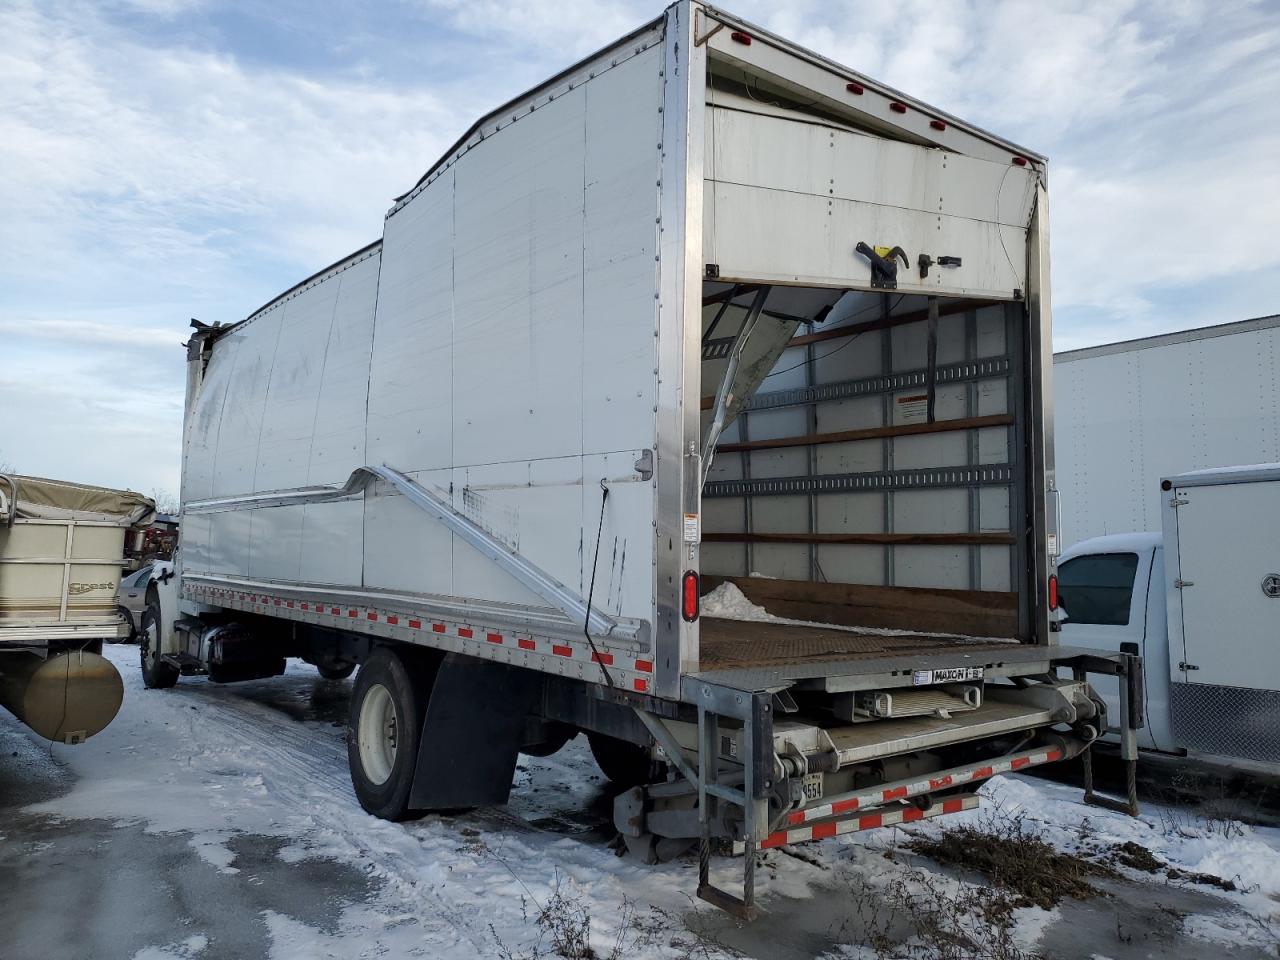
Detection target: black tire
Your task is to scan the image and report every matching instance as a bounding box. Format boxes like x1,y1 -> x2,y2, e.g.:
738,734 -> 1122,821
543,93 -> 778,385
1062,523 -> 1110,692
588,732 -> 662,787
317,661 -> 356,681
347,646 -> 428,821
140,601 -> 179,689
520,722 -> 576,758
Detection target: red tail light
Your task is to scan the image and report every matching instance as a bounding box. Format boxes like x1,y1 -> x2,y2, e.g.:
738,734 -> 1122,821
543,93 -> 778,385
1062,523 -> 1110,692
1048,574 -> 1059,611
682,570 -> 700,622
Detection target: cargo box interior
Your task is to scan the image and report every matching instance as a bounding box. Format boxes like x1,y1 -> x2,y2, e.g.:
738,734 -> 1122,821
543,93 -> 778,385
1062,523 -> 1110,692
697,284 -> 1032,670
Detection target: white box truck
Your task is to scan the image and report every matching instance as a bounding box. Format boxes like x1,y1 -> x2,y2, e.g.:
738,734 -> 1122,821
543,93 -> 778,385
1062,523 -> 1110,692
1060,464 -> 1280,768
144,1 -> 1138,916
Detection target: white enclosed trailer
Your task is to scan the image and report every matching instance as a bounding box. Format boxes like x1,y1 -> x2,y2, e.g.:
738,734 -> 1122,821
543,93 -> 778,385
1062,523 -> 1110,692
1060,464 -> 1280,767
1055,314 -> 1280,550
146,2 -> 1137,916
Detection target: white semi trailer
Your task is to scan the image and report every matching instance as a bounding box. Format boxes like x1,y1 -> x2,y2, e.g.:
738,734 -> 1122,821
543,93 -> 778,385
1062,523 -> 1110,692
144,2 -> 1139,916
1055,313 -> 1280,549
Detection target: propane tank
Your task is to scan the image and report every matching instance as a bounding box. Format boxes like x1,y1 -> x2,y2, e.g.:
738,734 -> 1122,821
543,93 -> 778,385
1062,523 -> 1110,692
0,650 -> 124,743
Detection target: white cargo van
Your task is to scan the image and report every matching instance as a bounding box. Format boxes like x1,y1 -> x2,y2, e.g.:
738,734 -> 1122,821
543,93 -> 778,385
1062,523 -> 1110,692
1060,464 -> 1279,767
145,1 -> 1138,916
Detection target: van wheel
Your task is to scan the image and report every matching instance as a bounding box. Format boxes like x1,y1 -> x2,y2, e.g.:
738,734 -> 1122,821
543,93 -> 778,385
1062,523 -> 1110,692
140,602 -> 178,689
347,646 -> 427,821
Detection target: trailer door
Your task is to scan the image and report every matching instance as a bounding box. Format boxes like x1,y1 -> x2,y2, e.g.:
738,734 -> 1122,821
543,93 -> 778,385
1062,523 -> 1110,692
1171,479 -> 1280,689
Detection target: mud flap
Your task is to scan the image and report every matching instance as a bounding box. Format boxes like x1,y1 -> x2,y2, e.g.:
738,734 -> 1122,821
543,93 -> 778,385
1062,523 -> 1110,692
408,653 -> 541,810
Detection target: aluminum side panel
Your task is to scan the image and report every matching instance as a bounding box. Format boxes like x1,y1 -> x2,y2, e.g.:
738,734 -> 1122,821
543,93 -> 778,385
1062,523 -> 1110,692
255,281 -> 342,492
309,255 -> 379,484
211,312 -> 283,498
362,470 -> 454,597
582,57 -> 664,453
1170,479 -> 1280,691
450,87 -> 585,466
707,181 -> 1027,296
704,108 -> 1033,297
358,46 -> 665,638
449,458 -> 582,609
182,334 -> 241,503
365,171 -> 454,473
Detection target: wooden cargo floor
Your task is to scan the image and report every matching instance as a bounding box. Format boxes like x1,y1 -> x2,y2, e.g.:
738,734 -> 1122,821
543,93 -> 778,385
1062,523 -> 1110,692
698,617 -> 1017,671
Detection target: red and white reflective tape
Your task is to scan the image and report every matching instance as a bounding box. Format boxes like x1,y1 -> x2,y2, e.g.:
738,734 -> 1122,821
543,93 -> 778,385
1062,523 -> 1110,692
184,583 -> 653,691
786,746 -> 1063,828
760,795 -> 979,850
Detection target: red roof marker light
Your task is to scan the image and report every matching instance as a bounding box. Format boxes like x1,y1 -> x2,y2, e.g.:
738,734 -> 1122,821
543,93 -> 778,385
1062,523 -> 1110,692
846,82 -> 864,95
930,119 -> 946,131
1012,155 -> 1029,166
890,101 -> 907,114
730,31 -> 752,45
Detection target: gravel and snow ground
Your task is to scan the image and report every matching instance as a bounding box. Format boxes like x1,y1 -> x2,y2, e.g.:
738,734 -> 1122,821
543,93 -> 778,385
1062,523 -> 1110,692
2,642 -> 1278,959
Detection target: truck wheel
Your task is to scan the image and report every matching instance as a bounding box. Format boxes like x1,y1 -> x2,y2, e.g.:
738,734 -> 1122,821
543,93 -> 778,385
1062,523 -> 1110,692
139,602 -> 178,690
317,661 -> 356,681
347,646 -> 426,821
588,732 -> 662,787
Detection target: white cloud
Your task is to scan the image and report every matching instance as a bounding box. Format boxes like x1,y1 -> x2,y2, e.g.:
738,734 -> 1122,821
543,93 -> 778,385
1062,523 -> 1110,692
419,0 -> 649,58
0,0 -> 1277,496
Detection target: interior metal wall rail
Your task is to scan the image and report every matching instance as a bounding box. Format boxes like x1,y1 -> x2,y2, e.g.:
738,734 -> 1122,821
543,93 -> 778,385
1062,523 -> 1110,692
742,356 -> 1011,412
703,464 -> 1014,498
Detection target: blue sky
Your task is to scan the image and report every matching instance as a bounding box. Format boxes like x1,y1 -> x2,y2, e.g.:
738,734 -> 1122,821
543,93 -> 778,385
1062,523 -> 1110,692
1,0 -> 1278,497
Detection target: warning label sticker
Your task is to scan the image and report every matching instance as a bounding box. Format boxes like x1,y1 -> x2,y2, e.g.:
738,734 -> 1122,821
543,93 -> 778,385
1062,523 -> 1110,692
683,513 -> 700,543
895,393 -> 929,424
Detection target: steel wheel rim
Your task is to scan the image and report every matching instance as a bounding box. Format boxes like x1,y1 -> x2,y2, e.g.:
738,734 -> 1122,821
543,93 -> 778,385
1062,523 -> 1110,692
357,683 -> 398,786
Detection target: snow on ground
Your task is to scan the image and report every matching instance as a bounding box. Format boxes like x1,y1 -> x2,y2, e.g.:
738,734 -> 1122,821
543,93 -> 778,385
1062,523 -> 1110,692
23,643 -> 1280,959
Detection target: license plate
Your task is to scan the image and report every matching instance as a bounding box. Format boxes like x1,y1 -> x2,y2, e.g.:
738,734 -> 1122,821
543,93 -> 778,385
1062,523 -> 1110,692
802,772 -> 824,801
913,667 -> 984,686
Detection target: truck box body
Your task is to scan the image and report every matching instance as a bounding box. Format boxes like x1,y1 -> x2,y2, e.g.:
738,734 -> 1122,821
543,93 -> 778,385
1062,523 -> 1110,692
179,11 -> 1052,680
163,2 -> 1134,914
1163,465 -> 1280,762
1055,314 -> 1280,550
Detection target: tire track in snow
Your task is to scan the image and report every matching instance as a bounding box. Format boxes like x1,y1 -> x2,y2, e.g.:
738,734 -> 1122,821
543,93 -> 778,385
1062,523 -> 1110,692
144,676 -> 492,951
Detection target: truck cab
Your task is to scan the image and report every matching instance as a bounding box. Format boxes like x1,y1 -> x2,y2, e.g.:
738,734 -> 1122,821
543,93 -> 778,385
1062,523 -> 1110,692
1058,533 -> 1173,753
1061,463 -> 1280,767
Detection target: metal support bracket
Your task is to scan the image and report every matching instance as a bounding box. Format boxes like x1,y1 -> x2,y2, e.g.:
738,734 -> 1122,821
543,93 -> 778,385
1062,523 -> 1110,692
688,682 -> 774,921
1076,655 -> 1141,817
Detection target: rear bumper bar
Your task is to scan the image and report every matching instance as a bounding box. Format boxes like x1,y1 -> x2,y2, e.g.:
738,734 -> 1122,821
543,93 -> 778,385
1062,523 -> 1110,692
739,793 -> 981,852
